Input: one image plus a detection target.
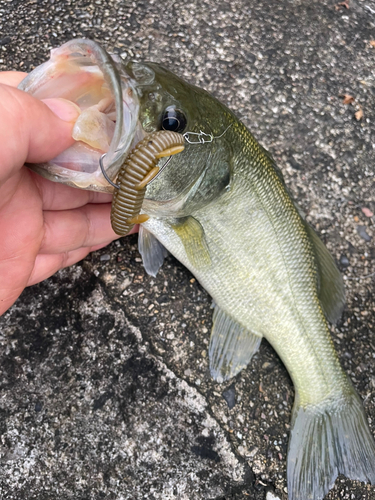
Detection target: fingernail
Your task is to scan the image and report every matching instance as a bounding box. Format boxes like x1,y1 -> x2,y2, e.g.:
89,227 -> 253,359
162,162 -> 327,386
42,98 -> 81,123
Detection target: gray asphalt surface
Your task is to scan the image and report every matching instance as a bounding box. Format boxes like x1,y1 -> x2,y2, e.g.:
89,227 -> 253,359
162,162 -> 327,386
0,1 -> 375,499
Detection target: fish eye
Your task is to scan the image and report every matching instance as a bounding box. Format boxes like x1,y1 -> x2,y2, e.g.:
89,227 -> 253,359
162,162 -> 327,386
161,106 -> 187,133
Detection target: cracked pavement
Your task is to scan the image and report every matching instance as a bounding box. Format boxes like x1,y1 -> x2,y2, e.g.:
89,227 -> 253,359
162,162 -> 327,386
0,0 -> 374,499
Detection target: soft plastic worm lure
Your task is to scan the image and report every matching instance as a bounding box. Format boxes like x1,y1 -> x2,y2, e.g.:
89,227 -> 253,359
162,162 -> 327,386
110,131 -> 185,235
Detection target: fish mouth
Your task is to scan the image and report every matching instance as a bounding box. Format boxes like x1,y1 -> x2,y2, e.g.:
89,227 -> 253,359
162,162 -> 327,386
18,39 -> 143,192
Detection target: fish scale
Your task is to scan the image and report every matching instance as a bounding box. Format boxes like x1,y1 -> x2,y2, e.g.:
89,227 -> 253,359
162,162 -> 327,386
201,189 -> 344,402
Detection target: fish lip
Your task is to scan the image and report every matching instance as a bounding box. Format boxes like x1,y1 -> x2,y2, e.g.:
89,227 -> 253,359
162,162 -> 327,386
18,39 -> 141,192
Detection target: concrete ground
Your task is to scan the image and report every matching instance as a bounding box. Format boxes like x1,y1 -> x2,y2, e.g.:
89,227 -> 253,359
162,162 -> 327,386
0,0 -> 374,499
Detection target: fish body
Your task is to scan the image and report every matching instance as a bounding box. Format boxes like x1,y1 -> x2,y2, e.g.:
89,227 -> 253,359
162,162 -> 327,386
19,40 -> 375,500
144,120 -> 347,404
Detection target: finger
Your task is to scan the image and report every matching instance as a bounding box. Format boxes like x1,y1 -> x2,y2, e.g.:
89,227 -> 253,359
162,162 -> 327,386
26,244 -> 111,286
0,71 -> 28,87
40,203 -> 138,254
30,171 -> 113,210
41,204 -> 118,253
0,85 -> 80,182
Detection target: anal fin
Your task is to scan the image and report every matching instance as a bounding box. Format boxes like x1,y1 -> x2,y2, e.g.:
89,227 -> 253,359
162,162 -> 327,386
171,216 -> 211,269
208,304 -> 262,383
138,225 -> 169,277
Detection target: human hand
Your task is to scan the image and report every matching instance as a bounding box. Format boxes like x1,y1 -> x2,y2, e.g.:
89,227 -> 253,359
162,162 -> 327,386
0,72 -> 136,316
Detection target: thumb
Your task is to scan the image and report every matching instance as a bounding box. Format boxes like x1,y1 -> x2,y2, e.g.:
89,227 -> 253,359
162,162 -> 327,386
0,84 -> 80,181
31,97 -> 81,163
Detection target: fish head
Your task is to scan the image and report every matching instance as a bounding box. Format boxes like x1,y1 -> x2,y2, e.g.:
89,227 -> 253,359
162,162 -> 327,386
125,61 -> 234,217
19,39 -> 234,208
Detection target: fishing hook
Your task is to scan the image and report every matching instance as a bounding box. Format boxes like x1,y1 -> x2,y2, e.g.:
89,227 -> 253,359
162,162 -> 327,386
100,152 -> 174,189
147,155 -> 173,185
99,152 -> 120,189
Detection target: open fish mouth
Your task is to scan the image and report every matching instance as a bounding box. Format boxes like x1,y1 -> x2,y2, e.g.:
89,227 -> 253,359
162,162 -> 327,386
18,39 -> 143,192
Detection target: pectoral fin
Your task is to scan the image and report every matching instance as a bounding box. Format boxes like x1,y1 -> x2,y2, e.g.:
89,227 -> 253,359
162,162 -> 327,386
208,304 -> 262,383
138,225 -> 169,277
304,222 -> 345,324
171,216 -> 211,269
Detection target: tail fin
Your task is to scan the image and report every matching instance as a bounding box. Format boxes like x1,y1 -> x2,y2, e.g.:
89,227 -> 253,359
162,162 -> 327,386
287,388 -> 375,500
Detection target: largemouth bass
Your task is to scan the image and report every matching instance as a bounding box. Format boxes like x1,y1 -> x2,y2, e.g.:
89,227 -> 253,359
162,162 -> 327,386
19,40 -> 375,500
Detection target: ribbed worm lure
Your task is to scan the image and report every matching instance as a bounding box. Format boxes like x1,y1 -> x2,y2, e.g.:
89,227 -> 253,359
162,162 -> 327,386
101,131 -> 185,236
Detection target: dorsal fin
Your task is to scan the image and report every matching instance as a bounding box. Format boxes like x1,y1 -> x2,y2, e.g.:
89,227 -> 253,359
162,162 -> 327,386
138,225 -> 169,277
208,304 -> 262,383
304,222 -> 345,324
